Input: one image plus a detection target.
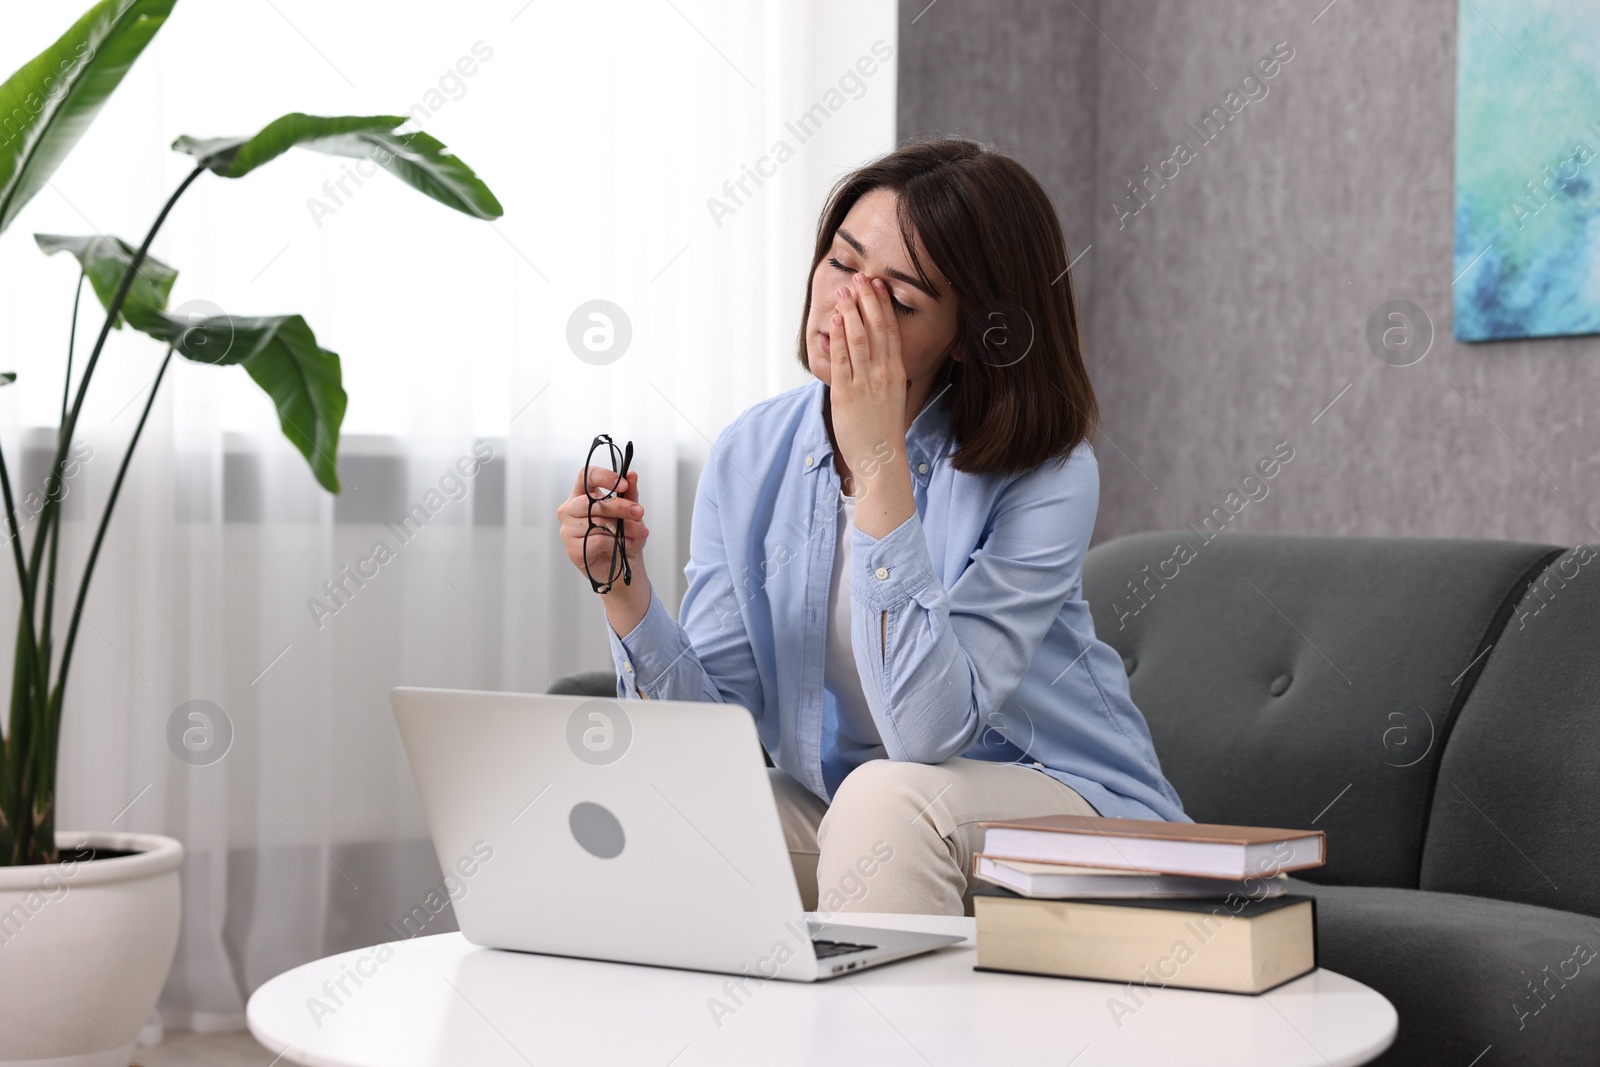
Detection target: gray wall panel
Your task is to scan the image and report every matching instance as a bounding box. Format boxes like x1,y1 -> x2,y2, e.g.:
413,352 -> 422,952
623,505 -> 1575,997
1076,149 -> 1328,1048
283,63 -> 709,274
896,0 -> 1100,319
899,0 -> 1599,547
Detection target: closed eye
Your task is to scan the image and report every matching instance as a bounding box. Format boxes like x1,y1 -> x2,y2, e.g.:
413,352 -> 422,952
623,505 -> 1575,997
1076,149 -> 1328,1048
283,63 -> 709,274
827,257 -> 918,316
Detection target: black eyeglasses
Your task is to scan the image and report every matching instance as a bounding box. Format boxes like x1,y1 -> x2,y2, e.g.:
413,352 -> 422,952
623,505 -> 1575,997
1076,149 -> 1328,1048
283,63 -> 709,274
584,433 -> 634,594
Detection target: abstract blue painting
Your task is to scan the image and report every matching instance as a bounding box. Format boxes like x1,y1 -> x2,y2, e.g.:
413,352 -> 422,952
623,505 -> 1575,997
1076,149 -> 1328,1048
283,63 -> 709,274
1454,0 -> 1600,341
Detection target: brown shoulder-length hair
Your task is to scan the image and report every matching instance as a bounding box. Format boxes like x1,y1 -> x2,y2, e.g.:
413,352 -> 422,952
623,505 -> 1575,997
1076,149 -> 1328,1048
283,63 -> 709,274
795,135 -> 1098,478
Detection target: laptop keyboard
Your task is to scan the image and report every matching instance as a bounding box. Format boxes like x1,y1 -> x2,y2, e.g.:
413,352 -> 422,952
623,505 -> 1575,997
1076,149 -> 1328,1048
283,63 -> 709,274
812,937 -> 877,959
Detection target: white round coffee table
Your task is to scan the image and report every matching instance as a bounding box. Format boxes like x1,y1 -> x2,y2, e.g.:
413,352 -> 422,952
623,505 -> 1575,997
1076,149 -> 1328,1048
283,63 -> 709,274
247,913 -> 1396,1066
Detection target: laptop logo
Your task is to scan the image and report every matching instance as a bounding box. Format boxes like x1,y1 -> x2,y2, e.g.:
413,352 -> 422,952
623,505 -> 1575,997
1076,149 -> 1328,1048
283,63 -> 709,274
569,801 -> 626,859
566,700 -> 632,766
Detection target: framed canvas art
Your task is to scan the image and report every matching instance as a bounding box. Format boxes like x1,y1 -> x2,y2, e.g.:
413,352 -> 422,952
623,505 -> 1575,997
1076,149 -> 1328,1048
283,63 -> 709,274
1454,0 -> 1600,341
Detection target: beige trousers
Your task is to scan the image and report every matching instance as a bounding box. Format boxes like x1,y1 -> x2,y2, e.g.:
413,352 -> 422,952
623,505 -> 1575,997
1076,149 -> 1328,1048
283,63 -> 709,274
768,758 -> 1100,917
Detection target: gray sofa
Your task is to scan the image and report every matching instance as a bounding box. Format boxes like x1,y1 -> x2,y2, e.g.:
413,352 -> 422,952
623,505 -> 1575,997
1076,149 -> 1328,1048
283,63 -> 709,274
551,531 -> 1600,1065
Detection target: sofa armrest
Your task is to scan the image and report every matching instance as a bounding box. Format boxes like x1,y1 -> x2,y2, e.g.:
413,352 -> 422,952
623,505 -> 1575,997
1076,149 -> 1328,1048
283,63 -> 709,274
1282,879 -> 1600,1065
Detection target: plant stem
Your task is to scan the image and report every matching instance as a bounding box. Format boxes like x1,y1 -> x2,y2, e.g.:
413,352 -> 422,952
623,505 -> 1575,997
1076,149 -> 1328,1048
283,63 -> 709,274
10,167 -> 203,866
0,275 -> 82,865
0,376 -> 45,866
39,270 -> 85,691
55,345 -> 175,699
1,614 -> 31,862
60,271 -> 84,424
0,428 -> 31,622
26,165 -> 204,610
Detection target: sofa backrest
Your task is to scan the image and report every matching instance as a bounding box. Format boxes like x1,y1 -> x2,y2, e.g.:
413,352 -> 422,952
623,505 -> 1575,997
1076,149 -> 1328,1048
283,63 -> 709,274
1419,545 -> 1600,918
1083,530 -> 1563,888
546,670 -> 620,697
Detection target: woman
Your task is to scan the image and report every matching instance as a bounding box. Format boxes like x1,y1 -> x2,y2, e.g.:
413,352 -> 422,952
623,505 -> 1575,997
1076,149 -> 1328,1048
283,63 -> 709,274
557,136 -> 1188,917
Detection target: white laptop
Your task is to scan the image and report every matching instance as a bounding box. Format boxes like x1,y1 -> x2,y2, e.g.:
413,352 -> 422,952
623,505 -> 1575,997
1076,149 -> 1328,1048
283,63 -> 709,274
390,687 -> 963,981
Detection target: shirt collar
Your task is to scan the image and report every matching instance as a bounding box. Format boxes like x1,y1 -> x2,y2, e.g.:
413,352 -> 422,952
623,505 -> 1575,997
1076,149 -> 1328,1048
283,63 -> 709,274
797,376 -> 956,482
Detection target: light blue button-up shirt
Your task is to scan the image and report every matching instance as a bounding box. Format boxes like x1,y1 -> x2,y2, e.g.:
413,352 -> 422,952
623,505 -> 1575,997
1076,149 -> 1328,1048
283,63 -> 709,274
605,377 -> 1189,823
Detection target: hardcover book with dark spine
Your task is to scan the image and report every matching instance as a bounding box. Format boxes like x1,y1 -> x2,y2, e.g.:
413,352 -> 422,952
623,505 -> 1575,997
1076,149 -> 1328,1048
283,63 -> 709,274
977,815 -> 1326,879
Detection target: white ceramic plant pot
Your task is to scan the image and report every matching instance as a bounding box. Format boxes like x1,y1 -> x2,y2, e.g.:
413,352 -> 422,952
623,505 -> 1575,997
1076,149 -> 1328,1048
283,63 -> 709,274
0,831 -> 184,1067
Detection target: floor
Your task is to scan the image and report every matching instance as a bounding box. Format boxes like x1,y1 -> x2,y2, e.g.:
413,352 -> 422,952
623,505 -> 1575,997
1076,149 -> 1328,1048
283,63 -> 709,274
134,1031 -> 279,1067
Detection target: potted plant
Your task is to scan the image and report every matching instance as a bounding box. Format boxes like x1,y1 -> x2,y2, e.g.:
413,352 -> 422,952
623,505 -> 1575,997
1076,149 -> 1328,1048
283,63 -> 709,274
0,1 -> 503,1062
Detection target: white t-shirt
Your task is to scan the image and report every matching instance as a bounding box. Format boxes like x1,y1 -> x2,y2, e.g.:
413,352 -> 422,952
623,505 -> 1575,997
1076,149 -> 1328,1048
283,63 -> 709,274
823,489 -> 881,747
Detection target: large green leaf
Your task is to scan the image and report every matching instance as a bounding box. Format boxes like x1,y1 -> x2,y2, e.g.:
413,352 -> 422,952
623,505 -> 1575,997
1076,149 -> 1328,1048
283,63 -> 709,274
0,0 -> 178,236
124,304 -> 346,492
173,113 -> 503,220
35,233 -> 177,328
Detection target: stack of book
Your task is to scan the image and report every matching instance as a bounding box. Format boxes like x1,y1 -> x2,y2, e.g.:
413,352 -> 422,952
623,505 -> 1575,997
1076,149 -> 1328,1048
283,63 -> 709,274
971,814 -> 1326,995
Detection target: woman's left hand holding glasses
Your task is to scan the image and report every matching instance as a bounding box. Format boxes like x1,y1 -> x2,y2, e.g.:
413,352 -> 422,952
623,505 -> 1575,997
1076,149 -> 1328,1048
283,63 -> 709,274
556,457 -> 653,636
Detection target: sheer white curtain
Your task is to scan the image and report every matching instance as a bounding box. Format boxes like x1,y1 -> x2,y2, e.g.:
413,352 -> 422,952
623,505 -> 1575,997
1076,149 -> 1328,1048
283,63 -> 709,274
0,0 -> 897,1032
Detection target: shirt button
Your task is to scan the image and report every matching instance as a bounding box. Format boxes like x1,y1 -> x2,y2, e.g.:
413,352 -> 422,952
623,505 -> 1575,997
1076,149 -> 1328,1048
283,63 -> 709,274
917,462 -> 928,474
623,661 -> 632,673
874,567 -> 890,580
804,455 -> 815,467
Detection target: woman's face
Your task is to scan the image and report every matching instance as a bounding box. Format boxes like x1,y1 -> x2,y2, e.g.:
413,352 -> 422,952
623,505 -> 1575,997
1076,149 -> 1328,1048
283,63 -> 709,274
804,186 -> 960,405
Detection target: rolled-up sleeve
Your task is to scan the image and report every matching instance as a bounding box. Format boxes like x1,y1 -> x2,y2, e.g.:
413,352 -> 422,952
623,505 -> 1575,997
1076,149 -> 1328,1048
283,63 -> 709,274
848,445 -> 1099,764
602,431 -> 766,720
607,585 -> 695,698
